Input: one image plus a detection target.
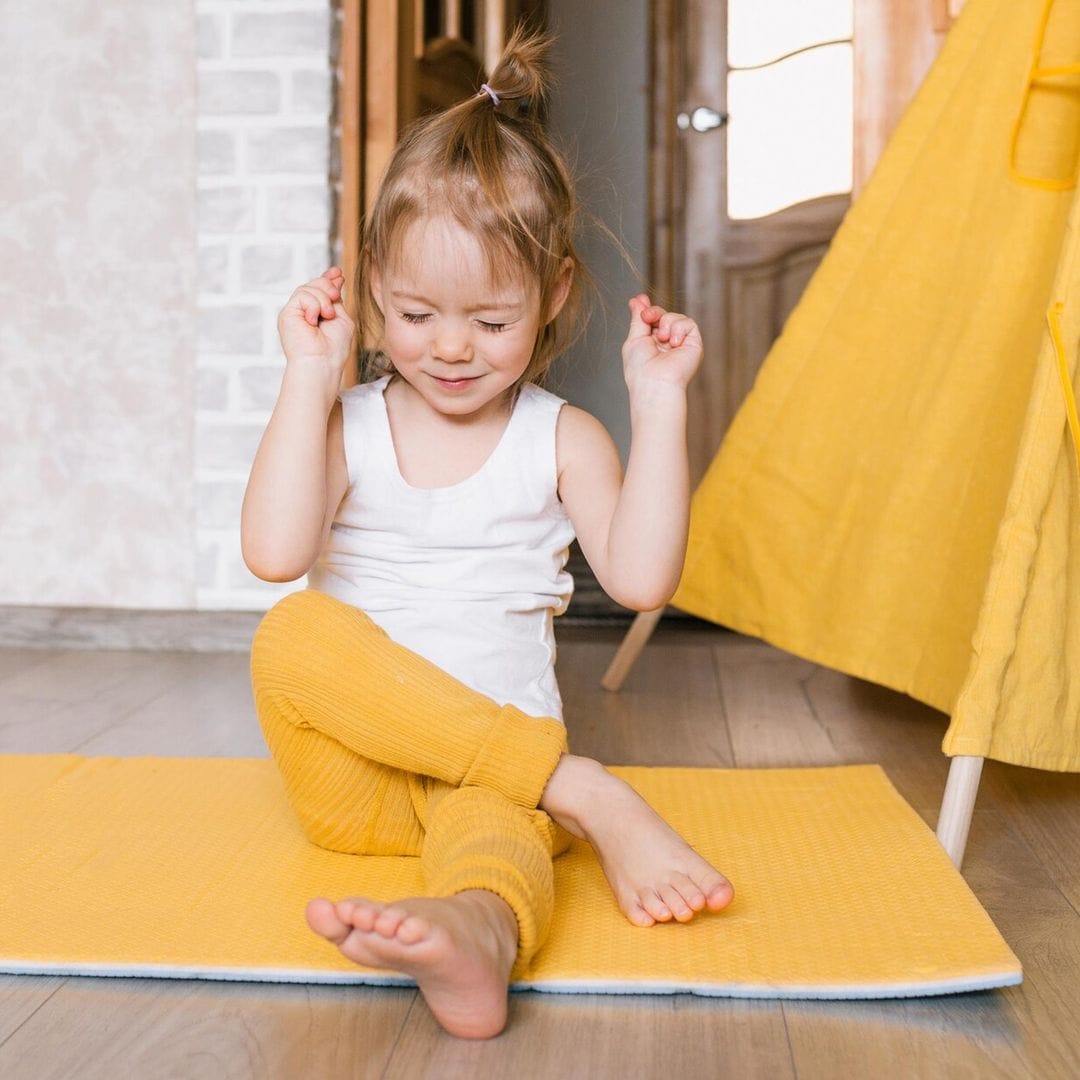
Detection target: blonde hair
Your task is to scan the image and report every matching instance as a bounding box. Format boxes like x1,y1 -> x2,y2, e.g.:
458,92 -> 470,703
356,26 -> 589,386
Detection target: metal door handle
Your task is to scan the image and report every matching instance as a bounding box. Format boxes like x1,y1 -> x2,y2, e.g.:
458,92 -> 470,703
676,106 -> 728,133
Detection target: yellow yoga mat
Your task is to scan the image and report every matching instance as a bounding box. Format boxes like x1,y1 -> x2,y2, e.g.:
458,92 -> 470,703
0,756 -> 1021,999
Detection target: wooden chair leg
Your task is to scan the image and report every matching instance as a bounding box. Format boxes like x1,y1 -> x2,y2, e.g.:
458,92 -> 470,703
935,755 -> 984,869
601,608 -> 664,691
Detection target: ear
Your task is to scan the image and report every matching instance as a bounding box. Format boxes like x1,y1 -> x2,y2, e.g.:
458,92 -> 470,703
545,258 -> 575,324
369,262 -> 385,316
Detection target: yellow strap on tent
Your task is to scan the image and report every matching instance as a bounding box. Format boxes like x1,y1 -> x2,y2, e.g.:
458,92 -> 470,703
1031,62 -> 1080,78
1009,0 -> 1080,191
1048,301 -> 1080,480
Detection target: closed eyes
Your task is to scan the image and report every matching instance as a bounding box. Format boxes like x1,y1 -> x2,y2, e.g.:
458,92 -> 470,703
397,312 -> 509,333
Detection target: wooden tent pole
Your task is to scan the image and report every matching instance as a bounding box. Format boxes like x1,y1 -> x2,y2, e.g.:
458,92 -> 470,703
601,608 -> 664,691
936,755 -> 984,868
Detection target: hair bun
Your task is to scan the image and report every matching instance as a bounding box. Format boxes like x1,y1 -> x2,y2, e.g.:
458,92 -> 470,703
483,25 -> 552,117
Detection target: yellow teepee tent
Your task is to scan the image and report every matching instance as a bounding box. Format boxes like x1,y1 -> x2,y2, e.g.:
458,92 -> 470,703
605,0 -> 1080,863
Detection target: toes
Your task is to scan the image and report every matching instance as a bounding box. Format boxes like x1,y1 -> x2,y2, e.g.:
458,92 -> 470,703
641,890 -> 674,923
306,898 -> 350,943
659,884 -> 694,923
701,872 -> 735,910
671,873 -> 707,913
336,897 -> 382,932
374,905 -> 409,938
396,914 -> 431,945
626,900 -> 656,927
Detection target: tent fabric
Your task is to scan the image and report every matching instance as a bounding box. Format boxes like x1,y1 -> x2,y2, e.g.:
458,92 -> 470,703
671,0 -> 1080,772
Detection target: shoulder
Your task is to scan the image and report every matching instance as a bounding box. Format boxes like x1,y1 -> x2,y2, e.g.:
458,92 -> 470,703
555,404 -> 620,484
516,381 -> 567,419
341,375 -> 389,408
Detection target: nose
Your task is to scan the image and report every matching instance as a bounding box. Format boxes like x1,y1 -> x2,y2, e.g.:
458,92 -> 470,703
432,319 -> 473,363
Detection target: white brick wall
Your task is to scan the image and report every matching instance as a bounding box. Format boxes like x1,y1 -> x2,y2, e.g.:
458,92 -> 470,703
195,0 -> 337,610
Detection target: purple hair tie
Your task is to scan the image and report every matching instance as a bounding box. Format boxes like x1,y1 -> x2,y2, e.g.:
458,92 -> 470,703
480,83 -> 500,107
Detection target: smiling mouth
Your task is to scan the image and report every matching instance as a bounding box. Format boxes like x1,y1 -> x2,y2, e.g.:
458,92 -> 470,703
431,374 -> 479,389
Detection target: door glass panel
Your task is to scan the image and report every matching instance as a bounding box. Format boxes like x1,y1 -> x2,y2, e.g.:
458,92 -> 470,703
728,1 -> 852,68
727,42 -> 853,220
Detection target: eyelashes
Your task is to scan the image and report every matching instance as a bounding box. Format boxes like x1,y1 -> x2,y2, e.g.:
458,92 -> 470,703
397,312 -> 509,333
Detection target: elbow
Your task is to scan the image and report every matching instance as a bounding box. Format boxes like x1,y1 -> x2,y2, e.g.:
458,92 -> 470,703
619,593 -> 672,614
241,539 -> 313,584
606,582 -> 675,613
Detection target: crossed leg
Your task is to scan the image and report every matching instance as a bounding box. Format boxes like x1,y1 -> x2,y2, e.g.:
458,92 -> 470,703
251,589 -> 733,1039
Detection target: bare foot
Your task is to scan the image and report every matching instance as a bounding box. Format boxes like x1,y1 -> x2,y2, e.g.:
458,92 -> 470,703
306,890 -> 518,1039
540,755 -> 734,927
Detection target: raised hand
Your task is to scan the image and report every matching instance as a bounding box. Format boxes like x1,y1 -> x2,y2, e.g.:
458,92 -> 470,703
621,293 -> 703,392
277,267 -> 355,378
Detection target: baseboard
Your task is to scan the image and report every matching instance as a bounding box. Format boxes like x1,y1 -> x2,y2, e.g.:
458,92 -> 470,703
0,606 -> 263,653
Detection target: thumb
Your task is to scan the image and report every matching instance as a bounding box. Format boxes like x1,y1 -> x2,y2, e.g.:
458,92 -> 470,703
626,294 -> 653,341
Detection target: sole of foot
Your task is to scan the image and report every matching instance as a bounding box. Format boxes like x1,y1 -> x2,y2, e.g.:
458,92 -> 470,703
306,891 -> 518,1040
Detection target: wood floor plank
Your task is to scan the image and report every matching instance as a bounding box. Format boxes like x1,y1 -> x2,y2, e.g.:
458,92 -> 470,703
800,666 -> 960,818
558,630 -> 733,767
781,994 -> 1029,1080
961,810 -> 1080,1080
382,992 -> 795,1080
991,763 -> 1080,914
0,651 -> 260,757
714,649 -> 840,768
0,975 -> 65,1045
0,648 -> 54,685
74,652 -> 263,758
0,978 -> 415,1080
0,651 -> 196,755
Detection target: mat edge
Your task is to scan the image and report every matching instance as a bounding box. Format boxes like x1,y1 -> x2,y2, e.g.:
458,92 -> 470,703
0,962 -> 1022,999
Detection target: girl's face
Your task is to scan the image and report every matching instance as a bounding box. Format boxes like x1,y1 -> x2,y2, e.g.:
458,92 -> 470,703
372,215 -> 560,420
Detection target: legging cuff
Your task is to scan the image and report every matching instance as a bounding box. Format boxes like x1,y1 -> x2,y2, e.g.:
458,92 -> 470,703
423,788 -> 556,978
461,709 -> 568,809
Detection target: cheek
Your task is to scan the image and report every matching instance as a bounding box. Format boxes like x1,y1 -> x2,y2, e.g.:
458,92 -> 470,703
489,331 -> 534,367
383,321 -> 423,357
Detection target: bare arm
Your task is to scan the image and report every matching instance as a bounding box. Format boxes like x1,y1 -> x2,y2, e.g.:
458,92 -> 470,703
557,295 -> 701,611
241,268 -> 354,582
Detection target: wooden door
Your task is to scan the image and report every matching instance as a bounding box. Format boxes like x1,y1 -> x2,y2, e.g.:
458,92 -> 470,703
651,0 -> 957,484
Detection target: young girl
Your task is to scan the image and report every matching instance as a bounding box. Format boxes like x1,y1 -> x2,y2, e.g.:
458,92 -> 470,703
242,28 -> 733,1040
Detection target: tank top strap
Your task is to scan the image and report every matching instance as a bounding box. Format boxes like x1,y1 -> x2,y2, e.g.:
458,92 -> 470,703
338,376 -> 394,488
495,383 -> 565,506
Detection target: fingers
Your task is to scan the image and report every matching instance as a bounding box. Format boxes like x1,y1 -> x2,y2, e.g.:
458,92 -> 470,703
627,295 -> 699,349
648,309 -> 697,349
289,267 -> 346,326
626,293 -> 655,340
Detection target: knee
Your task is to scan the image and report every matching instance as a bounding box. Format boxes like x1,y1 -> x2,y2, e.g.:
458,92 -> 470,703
251,590 -> 348,674
253,589 -> 328,646
250,589 -> 390,701
250,591 -> 323,702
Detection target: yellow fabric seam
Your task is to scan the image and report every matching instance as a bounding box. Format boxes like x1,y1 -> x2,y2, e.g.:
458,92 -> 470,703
1008,0 -> 1080,191
1030,62 -> 1080,78
1047,301 -> 1080,481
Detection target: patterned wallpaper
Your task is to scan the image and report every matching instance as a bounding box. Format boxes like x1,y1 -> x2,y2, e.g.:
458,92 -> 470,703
0,4 -> 198,608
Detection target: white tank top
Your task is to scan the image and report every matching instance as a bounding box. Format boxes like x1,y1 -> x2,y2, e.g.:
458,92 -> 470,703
308,376 -> 575,719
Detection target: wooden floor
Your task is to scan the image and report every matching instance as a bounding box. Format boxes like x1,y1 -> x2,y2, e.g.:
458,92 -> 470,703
1,622 -> 1078,1079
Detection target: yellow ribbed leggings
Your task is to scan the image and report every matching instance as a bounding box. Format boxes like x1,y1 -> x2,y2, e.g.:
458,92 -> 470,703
250,589 -> 572,975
